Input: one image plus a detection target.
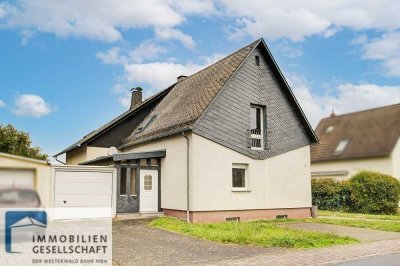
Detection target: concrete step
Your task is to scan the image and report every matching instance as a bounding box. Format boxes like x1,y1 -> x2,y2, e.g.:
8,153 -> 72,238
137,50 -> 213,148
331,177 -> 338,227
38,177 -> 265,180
114,212 -> 164,221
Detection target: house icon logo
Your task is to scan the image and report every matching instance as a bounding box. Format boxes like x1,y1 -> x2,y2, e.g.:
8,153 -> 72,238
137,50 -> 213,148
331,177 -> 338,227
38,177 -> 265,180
5,211 -> 47,253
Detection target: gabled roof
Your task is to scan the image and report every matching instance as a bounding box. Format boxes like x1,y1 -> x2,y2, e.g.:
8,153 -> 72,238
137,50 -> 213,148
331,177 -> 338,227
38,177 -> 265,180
54,85 -> 173,157
121,38 -> 318,147
311,103 -> 400,162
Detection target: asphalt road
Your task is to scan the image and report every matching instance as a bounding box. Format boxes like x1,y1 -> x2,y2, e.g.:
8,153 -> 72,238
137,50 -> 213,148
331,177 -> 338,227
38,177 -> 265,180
336,253 -> 400,266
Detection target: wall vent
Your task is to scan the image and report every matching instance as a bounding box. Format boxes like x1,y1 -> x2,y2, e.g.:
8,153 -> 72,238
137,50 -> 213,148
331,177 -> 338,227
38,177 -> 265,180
276,215 -> 288,220
226,217 -> 240,222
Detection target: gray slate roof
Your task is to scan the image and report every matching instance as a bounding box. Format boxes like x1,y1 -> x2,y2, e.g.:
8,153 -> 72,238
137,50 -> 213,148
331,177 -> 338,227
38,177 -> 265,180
54,85 -> 173,157
121,39 -> 260,146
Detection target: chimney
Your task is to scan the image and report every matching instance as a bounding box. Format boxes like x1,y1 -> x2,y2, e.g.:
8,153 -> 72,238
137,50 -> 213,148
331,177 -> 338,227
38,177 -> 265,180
130,87 -> 143,109
177,75 -> 188,82
330,109 -> 336,118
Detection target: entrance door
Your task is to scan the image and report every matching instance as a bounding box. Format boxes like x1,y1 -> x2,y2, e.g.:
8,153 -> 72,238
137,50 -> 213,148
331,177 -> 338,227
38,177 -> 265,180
140,170 -> 158,212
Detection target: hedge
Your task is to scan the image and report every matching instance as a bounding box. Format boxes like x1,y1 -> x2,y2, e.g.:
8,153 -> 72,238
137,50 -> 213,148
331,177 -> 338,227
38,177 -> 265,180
312,171 -> 400,214
348,171 -> 400,214
311,178 -> 351,211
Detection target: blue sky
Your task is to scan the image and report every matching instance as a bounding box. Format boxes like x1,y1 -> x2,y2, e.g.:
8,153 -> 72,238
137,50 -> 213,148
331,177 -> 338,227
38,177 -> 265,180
1,1 -> 400,157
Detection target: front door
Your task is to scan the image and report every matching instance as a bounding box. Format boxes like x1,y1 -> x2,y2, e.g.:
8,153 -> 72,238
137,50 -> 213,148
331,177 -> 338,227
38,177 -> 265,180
140,170 -> 158,212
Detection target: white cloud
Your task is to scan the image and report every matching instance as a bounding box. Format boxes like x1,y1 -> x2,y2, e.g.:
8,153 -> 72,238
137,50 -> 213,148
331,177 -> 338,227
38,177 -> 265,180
155,27 -> 196,49
221,1 -> 400,41
96,47 -> 126,65
350,34 -> 368,45
129,42 -> 167,63
0,99 -> 5,108
361,31 -> 400,76
13,94 -> 54,117
0,0 -> 216,46
288,74 -> 400,127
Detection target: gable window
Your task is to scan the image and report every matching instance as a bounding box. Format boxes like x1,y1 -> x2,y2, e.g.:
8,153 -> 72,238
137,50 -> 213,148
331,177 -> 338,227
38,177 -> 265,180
255,55 -> 260,66
249,105 -> 266,149
335,140 -> 349,154
232,164 -> 249,191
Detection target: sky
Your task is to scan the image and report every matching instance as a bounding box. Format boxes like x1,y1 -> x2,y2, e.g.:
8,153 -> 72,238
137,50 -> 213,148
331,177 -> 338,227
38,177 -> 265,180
1,0 -> 400,158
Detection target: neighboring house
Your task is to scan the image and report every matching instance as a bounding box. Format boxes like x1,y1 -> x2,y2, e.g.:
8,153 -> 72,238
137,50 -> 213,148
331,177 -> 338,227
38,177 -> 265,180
56,39 -> 318,223
311,103 -> 400,180
0,152 -> 51,207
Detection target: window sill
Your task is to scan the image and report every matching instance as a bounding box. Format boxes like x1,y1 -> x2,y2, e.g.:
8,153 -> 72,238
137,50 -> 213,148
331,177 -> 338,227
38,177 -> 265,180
231,188 -> 251,192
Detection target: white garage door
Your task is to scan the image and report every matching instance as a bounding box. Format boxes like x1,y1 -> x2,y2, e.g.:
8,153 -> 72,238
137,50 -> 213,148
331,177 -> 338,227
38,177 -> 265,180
54,170 -> 113,219
0,169 -> 35,189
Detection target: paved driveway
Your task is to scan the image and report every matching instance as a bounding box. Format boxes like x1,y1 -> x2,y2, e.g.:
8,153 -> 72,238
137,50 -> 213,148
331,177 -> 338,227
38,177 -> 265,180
112,219 -> 278,265
112,219 -> 400,266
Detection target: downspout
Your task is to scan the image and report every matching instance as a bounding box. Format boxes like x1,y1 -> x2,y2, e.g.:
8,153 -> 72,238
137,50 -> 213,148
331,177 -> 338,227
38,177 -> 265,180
182,131 -> 190,223
53,155 -> 66,165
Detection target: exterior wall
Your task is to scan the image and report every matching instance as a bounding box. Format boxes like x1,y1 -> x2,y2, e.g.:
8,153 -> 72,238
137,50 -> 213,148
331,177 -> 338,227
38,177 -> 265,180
391,138 -> 400,179
191,134 -> 312,212
66,145 -> 87,165
87,146 -> 109,161
122,134 -> 190,211
194,46 -> 311,160
66,145 -> 108,165
311,157 -> 393,180
0,153 -> 51,207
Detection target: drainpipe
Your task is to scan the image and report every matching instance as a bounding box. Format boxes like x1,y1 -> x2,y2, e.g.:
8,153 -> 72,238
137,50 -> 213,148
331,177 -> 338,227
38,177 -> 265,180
53,155 -> 66,165
182,131 -> 190,223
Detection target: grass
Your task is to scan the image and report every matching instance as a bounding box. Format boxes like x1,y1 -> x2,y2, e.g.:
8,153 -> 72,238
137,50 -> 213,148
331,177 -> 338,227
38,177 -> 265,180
149,217 -> 357,248
313,218 -> 400,232
319,210 -> 400,221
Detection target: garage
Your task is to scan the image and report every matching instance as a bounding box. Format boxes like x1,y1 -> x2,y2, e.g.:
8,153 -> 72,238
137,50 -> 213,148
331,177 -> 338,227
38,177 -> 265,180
52,166 -> 116,219
0,169 -> 35,189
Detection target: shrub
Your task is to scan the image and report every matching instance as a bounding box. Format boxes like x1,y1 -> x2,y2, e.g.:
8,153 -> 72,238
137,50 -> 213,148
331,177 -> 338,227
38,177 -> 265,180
348,171 -> 400,214
311,178 -> 350,211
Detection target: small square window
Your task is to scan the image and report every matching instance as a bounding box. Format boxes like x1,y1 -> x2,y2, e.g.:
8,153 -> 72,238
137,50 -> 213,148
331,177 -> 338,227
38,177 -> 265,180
232,168 -> 245,187
232,164 -> 249,191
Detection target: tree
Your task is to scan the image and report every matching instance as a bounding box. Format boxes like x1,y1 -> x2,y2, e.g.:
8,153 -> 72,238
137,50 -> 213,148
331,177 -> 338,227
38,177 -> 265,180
0,124 -> 48,161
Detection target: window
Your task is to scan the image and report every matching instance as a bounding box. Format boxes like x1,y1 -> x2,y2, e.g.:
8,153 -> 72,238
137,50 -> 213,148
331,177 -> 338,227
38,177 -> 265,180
249,105 -> 265,149
335,140 -> 349,154
326,126 -> 334,133
255,55 -> 260,66
144,175 -> 152,190
226,217 -> 240,222
119,168 -> 127,195
130,170 -> 136,196
232,164 -> 249,191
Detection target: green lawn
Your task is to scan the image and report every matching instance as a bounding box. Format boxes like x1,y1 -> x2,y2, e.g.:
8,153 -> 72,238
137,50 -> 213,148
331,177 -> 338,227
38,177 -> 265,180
319,210 -> 400,221
313,218 -> 400,232
150,217 -> 357,248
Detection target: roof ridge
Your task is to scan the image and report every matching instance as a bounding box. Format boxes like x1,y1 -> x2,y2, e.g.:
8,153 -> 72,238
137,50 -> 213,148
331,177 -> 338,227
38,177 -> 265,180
182,39 -> 262,82
322,102 -> 400,120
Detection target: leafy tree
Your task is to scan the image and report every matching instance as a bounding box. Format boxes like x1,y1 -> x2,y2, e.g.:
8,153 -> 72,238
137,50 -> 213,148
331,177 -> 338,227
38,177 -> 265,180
0,124 -> 48,161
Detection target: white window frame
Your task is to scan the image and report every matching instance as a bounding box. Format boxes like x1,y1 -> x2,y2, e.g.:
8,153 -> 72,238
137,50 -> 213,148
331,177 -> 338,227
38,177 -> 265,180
232,163 -> 250,192
250,105 -> 264,150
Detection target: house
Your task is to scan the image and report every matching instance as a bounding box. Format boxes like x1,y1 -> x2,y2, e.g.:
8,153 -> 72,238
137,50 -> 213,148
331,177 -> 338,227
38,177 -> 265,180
311,103 -> 400,180
0,152 -> 51,207
55,39 -> 318,223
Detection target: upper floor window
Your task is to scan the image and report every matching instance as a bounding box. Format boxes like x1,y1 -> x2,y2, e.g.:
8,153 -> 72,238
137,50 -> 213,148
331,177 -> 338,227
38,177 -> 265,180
249,105 -> 265,149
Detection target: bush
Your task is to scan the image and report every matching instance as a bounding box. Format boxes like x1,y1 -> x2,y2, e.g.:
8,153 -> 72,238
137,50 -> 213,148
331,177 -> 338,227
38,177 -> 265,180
348,171 -> 400,214
311,178 -> 351,211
